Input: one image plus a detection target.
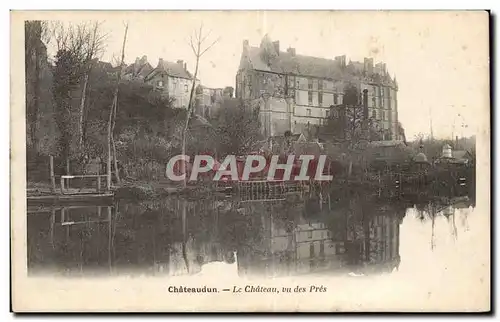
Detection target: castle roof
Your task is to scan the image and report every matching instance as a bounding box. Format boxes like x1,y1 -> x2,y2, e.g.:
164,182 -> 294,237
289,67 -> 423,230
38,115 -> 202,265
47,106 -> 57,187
241,36 -> 396,86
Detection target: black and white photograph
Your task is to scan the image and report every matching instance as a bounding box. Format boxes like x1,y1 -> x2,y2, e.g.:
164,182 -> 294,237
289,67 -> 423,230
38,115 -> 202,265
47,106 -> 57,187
11,10 -> 490,312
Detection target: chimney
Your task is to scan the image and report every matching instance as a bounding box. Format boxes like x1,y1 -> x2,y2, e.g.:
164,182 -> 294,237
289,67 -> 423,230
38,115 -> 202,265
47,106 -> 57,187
134,57 -> 140,73
140,55 -> 147,65
177,60 -> 184,67
243,39 -> 249,48
335,55 -> 346,68
184,62 -> 187,71
158,58 -> 164,68
287,47 -> 296,56
375,62 -> 387,75
272,41 -> 280,55
364,57 -> 374,74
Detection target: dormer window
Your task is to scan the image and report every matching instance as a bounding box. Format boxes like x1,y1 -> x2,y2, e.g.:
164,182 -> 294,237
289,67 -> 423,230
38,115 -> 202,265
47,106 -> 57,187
157,80 -> 164,87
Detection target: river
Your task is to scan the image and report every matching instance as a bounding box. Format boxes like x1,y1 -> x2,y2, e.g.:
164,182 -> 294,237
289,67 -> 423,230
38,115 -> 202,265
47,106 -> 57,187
25,188 -> 489,310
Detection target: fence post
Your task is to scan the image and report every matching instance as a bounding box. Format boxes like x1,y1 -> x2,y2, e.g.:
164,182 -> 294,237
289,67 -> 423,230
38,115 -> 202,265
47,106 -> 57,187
60,176 -> 65,194
49,155 -> 56,193
97,176 -> 101,193
66,158 -> 70,188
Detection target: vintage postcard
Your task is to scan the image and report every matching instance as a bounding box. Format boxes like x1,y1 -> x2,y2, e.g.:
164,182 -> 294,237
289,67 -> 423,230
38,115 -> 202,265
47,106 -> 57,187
11,10 -> 490,312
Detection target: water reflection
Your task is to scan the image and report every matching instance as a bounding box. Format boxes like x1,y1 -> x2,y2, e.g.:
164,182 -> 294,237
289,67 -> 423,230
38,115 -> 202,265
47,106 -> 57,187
27,190 -> 475,278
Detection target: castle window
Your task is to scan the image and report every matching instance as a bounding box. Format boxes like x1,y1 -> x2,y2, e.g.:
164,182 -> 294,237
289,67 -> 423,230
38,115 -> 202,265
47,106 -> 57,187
307,109 -> 311,116
308,91 -> 313,105
318,93 -> 323,106
157,80 -> 163,87
372,110 -> 377,119
333,94 -> 338,105
318,79 -> 323,91
184,84 -> 189,92
308,230 -> 313,239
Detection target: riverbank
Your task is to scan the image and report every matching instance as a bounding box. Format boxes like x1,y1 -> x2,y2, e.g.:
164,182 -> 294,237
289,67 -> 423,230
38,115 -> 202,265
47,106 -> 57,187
114,180 -> 226,200
26,165 -> 474,203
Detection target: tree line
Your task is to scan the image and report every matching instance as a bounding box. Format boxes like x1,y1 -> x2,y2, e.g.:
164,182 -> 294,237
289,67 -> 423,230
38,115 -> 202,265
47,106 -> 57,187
25,20 -> 261,184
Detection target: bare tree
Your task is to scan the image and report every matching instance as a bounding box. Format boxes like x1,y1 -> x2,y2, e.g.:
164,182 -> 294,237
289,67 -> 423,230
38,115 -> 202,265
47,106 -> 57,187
50,21 -> 108,150
52,21 -> 91,65
78,21 -> 107,149
106,22 -> 128,189
181,24 -> 220,187
51,21 -> 110,178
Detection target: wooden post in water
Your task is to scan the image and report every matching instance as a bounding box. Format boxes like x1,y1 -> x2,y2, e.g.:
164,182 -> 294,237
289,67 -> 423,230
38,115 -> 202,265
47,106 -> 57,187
107,206 -> 113,274
97,158 -> 101,193
49,156 -> 56,193
50,209 -> 55,249
66,158 -> 70,189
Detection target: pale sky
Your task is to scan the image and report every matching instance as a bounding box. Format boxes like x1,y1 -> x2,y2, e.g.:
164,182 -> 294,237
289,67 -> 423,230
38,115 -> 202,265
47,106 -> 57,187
39,11 -> 489,140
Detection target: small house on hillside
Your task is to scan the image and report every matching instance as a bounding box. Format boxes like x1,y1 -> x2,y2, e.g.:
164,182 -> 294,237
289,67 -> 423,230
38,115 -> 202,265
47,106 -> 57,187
123,56 -> 154,82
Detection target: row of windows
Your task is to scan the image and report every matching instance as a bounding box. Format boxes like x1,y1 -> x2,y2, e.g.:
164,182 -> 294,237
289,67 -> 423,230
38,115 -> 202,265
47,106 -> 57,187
307,92 -> 340,106
293,77 -> 393,96
306,230 -> 331,239
156,80 -> 190,93
308,242 -> 343,258
305,90 -> 395,109
301,108 -> 391,120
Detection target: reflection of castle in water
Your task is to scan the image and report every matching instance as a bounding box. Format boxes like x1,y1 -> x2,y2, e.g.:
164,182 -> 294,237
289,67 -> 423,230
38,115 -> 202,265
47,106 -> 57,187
28,192 -> 472,277
236,198 -> 403,277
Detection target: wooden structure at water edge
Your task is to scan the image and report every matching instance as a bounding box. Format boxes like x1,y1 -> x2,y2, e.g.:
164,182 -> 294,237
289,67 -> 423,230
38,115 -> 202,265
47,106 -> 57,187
27,156 -> 114,206
236,180 -> 307,202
